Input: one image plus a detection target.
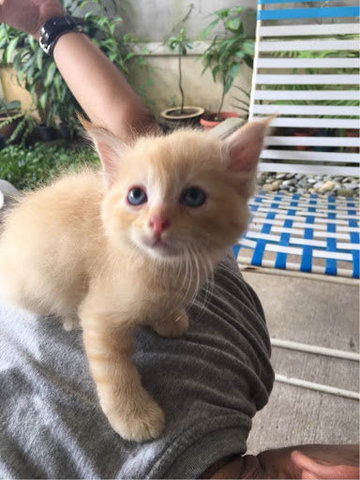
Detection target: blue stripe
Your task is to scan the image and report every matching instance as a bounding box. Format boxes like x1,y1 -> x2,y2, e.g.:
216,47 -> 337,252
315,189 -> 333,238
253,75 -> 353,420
232,244 -> 241,259
251,194 -> 282,266
300,195 -> 317,272
258,6 -> 360,20
259,0 -> 342,3
275,194 -> 300,269
325,197 -> 337,276
347,198 -> 360,278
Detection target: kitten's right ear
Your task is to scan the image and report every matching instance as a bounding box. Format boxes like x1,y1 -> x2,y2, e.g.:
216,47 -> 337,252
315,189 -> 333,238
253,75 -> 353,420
79,116 -> 124,187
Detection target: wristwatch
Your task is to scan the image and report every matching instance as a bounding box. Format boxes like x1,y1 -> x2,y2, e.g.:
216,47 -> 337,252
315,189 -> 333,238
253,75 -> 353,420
39,15 -> 84,56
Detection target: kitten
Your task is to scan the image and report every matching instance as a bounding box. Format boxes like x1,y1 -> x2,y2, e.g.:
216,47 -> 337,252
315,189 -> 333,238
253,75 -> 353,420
0,119 -> 269,442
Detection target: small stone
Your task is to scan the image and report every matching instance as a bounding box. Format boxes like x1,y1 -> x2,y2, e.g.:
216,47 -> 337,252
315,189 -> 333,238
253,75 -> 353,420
342,183 -> 358,190
271,180 -> 283,191
337,189 -> 356,197
262,184 -> 275,192
316,180 -> 336,194
297,188 -> 306,195
298,178 -> 309,188
314,181 -> 324,189
308,178 -> 316,184
295,174 -> 304,180
343,177 -> 353,183
276,173 -> 286,180
289,186 -> 296,193
282,179 -> 296,187
285,173 -> 295,179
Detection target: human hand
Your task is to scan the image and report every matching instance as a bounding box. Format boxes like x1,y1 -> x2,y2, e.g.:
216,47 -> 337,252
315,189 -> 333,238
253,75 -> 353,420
202,444 -> 359,479
258,444 -> 359,479
0,0 -> 64,39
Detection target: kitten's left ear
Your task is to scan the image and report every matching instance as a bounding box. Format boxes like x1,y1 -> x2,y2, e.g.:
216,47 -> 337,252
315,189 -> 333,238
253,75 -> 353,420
79,116 -> 125,187
221,117 -> 273,177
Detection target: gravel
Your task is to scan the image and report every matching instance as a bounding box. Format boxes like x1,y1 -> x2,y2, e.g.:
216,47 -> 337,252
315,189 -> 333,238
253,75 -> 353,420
256,172 -> 359,198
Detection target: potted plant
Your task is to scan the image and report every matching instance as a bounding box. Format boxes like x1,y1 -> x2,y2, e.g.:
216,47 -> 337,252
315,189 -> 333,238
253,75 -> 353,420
0,100 -> 22,139
200,6 -> 255,129
160,26 -> 204,130
0,99 -> 38,146
0,0 -> 132,141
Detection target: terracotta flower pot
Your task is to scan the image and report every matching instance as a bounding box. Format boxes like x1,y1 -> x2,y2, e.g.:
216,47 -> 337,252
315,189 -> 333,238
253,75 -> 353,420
200,112 -> 240,130
160,106 -> 204,131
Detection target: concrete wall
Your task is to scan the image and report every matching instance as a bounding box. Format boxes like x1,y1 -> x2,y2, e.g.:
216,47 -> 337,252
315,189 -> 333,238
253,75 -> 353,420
120,1 -> 256,118
117,0 -> 256,42
127,46 -> 253,118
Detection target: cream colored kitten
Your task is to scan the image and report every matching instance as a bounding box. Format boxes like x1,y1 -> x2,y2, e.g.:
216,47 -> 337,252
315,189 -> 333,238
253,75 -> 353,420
0,120 -> 269,442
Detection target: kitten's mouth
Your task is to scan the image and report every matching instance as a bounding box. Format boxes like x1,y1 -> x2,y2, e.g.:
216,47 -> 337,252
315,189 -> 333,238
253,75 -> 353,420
141,235 -> 179,257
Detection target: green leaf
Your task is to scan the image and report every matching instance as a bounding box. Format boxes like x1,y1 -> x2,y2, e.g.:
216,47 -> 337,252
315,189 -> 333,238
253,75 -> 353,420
5,38 -> 18,64
124,52 -> 136,61
44,62 -> 57,87
225,17 -> 242,33
214,8 -> 230,19
224,63 -> 241,94
39,91 -> 48,111
200,18 -> 220,39
36,47 -> 43,71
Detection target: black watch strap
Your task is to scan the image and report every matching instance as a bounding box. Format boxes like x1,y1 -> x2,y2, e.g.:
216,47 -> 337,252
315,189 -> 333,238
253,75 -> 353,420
39,15 -> 83,56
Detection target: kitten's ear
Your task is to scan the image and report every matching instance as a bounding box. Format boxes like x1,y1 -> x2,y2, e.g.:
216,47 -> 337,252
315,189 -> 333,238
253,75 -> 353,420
79,116 -> 125,187
221,117 -> 273,177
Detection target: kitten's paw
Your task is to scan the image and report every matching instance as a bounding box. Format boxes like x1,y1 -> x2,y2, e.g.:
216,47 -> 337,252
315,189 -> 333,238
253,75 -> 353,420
153,310 -> 189,337
62,315 -> 81,331
106,399 -> 165,442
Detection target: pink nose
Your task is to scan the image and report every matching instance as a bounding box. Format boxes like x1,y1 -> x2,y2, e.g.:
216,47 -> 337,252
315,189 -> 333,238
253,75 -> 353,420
149,216 -> 170,236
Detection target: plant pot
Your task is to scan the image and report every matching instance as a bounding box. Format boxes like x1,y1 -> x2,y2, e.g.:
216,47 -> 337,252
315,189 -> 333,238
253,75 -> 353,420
200,111 -> 239,130
160,106 -> 204,131
38,124 -> 58,142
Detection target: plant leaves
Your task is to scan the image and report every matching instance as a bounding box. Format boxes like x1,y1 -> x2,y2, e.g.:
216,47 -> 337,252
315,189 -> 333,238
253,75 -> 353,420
44,62 -> 57,87
5,38 -> 18,64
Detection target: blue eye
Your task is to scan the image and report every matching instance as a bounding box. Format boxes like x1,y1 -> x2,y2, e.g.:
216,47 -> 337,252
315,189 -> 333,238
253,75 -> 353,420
127,187 -> 147,206
180,187 -> 207,207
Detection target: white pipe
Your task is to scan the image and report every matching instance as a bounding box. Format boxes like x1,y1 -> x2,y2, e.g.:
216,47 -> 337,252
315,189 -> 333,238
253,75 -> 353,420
271,338 -> 360,362
275,374 -> 360,400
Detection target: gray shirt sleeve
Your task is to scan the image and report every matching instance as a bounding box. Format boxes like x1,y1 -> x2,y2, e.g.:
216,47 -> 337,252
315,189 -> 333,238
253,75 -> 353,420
0,253 -> 274,479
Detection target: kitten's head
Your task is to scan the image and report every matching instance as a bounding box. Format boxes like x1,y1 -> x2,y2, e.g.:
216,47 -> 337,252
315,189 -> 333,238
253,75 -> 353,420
85,121 -> 269,261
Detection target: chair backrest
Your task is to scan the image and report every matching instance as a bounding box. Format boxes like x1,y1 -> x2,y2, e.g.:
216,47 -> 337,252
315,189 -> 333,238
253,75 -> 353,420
249,0 -> 360,177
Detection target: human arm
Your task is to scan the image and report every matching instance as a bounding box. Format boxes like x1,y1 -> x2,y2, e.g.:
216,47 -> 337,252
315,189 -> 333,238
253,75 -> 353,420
202,445 -> 360,479
0,0 -> 158,138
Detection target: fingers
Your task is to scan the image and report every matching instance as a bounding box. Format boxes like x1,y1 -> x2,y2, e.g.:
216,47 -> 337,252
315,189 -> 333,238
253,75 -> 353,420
291,448 -> 360,480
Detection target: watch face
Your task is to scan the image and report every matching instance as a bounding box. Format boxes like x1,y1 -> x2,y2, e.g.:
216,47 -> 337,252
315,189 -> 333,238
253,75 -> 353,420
39,16 -> 82,55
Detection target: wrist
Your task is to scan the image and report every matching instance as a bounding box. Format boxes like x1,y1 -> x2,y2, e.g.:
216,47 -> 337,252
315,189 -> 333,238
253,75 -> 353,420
33,8 -> 66,41
38,15 -> 84,56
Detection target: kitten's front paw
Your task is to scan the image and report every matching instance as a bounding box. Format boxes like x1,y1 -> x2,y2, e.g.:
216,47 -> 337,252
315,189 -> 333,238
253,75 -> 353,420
106,399 -> 165,442
153,310 -> 189,337
62,315 -> 81,331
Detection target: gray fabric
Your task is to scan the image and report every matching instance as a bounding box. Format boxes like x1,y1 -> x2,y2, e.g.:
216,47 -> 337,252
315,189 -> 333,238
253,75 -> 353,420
0,254 -> 274,479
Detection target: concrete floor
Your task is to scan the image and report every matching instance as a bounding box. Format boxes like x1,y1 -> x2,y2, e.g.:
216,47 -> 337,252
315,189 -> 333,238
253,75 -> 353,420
243,270 -> 359,454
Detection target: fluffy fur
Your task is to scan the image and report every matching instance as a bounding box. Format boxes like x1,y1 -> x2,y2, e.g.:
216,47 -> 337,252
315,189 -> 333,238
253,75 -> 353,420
0,120 -> 269,441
